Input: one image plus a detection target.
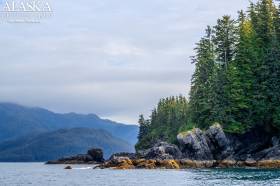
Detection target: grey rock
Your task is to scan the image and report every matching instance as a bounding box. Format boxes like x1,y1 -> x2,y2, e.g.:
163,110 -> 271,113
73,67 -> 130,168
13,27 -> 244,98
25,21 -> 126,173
61,154 -> 93,162
87,148 -> 105,162
64,165 -> 72,169
110,156 -> 131,163
140,141 -> 182,160
272,136 -> 280,147
46,149 -> 105,164
109,152 -> 137,160
177,128 -> 213,160
263,145 -> 280,160
253,145 -> 280,160
205,124 -> 229,150
205,124 -> 233,160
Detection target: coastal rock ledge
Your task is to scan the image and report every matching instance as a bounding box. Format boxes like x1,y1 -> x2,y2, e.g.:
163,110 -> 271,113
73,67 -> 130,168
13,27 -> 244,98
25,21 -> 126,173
97,159 -> 280,169
46,148 -> 105,164
47,124 -> 280,169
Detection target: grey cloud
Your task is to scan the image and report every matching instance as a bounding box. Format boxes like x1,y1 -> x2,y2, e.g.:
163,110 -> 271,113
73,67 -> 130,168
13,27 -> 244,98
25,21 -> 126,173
0,0 -> 257,123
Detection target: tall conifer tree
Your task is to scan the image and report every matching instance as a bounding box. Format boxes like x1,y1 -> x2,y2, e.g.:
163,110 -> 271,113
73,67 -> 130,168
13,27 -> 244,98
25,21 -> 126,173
189,26 -> 215,129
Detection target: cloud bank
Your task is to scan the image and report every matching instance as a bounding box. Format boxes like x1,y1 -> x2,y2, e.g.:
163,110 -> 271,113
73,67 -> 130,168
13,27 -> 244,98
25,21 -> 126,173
0,0 -> 258,123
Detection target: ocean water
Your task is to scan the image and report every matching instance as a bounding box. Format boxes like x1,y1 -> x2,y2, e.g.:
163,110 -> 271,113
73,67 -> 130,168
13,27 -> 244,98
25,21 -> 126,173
0,163 -> 280,186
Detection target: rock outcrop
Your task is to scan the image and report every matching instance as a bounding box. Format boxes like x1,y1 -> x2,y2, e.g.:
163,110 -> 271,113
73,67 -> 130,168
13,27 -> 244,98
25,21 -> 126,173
176,123 -> 280,163
97,158 -> 280,169
98,156 -> 181,170
177,124 -> 232,160
47,124 -> 280,169
64,165 -> 72,169
205,124 -> 233,160
101,156 -> 135,169
46,148 -> 105,164
109,152 -> 138,160
97,123 -> 280,169
177,128 -> 213,160
139,141 -> 182,160
87,149 -> 104,162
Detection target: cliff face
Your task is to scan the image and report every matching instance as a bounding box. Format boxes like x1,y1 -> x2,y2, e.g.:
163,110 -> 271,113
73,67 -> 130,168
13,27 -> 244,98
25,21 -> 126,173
176,124 -> 280,161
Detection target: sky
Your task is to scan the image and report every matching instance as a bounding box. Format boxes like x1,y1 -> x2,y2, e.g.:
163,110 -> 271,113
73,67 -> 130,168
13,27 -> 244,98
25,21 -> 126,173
0,0 -> 260,124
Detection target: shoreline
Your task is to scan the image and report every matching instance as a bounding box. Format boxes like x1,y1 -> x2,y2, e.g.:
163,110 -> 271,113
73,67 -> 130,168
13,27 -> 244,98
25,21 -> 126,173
47,159 -> 280,169
46,124 -> 280,170
101,159 -> 280,169
47,160 -> 280,170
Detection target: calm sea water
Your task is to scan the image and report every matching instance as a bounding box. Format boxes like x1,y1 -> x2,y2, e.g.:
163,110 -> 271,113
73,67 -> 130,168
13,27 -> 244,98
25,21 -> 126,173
0,163 -> 280,186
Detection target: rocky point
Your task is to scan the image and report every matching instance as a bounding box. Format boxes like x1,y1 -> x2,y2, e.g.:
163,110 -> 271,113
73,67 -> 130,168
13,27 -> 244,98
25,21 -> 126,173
47,124 -> 280,169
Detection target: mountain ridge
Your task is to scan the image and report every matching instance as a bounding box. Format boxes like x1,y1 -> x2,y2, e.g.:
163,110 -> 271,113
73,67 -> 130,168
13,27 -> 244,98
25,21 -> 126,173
0,127 -> 134,161
0,102 -> 138,144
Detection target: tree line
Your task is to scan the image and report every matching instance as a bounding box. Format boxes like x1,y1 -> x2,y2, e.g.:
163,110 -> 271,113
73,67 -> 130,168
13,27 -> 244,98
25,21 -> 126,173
190,0 -> 280,133
136,0 -> 280,151
136,96 -> 188,150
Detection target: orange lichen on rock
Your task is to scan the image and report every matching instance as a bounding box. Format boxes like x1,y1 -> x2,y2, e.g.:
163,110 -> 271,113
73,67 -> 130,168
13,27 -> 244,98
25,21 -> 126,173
156,160 -> 180,169
257,160 -> 280,168
180,160 -> 216,168
134,159 -> 157,169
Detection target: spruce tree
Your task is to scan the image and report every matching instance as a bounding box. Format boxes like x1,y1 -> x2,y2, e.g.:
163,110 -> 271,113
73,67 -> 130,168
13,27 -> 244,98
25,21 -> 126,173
189,26 -> 215,129
250,0 -> 280,130
138,114 -> 149,141
136,96 -> 188,151
136,0 -> 280,152
210,15 -> 237,126
225,11 -> 257,133
212,15 -> 237,68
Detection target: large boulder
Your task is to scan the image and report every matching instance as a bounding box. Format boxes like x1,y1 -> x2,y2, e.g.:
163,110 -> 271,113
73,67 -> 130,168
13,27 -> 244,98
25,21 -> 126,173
46,148 -> 104,164
46,154 -> 93,164
99,158 -> 181,169
253,145 -> 280,160
64,165 -> 72,169
101,156 -> 135,169
59,154 -> 93,162
87,148 -> 104,163
177,124 -> 280,162
205,124 -> 233,160
177,128 -> 213,160
109,152 -> 137,160
227,126 -> 277,161
140,141 -> 182,160
134,159 -> 157,169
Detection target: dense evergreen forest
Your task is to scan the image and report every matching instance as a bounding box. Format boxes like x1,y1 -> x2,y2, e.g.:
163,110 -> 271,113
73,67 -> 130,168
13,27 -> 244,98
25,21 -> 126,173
136,0 -> 280,151
135,96 -> 188,150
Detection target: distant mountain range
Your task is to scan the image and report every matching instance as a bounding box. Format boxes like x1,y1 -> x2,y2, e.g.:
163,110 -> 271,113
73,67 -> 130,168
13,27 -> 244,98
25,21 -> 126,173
0,128 -> 134,161
0,103 -> 139,161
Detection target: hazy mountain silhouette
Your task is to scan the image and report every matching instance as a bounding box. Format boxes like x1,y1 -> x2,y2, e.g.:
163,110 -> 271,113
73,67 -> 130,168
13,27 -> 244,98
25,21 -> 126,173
0,128 -> 134,161
0,103 -> 138,144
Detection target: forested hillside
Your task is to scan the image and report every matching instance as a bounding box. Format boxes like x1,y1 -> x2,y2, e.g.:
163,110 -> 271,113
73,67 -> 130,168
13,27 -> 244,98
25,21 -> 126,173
136,96 -> 188,150
189,0 -> 280,133
136,0 -> 280,151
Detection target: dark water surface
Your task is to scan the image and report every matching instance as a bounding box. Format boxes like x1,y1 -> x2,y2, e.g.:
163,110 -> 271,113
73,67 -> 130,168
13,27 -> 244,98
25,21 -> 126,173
0,163 -> 280,186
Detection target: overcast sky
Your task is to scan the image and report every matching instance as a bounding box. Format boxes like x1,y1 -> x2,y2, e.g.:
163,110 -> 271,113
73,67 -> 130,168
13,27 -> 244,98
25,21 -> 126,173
0,0 -> 259,124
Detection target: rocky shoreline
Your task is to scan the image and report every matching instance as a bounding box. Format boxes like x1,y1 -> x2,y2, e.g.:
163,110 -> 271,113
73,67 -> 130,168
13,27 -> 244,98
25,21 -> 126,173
47,152 -> 280,169
47,124 -> 280,169
96,158 -> 280,169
